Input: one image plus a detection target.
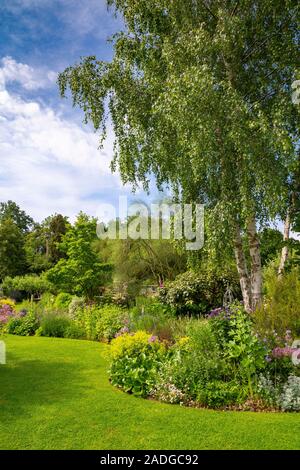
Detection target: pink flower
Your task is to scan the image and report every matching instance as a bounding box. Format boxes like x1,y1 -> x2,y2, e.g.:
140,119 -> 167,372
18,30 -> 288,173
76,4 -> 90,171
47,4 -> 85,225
148,335 -> 158,343
272,346 -> 300,359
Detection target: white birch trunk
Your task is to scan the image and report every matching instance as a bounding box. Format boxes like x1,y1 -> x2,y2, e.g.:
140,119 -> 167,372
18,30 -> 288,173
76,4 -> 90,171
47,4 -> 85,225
247,217 -> 262,309
234,225 -> 252,313
278,209 -> 291,277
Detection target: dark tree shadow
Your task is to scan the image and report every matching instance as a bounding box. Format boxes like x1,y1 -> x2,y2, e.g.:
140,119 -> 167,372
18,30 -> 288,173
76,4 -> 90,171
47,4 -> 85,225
0,354 -> 92,423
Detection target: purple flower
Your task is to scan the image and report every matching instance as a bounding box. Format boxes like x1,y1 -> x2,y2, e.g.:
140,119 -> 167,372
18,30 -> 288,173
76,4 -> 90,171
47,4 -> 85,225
148,335 -> 158,343
120,326 -> 129,334
18,309 -> 27,318
265,355 -> 272,362
114,326 -> 130,338
272,346 -> 296,359
208,307 -> 224,318
0,304 -> 15,324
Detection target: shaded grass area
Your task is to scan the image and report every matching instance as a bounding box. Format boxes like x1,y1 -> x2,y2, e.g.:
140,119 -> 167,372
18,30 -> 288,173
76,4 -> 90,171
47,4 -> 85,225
0,335 -> 299,450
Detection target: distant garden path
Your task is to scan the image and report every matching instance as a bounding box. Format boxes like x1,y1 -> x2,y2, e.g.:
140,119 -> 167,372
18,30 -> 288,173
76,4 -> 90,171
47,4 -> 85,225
0,335 -> 299,450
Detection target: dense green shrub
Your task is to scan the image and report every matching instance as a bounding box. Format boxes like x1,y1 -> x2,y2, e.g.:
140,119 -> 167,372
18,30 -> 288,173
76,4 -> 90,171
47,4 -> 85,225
196,380 -> 246,408
1,274 -> 54,300
95,305 -> 127,341
14,293 -> 55,319
150,305 -> 272,408
208,307 -> 233,346
171,321 -> 230,396
14,300 -> 44,324
109,331 -> 166,397
54,292 -> 73,310
37,293 -> 56,309
6,312 -> 39,336
40,315 -> 71,338
68,296 -> 85,318
159,269 -> 240,315
151,321 -> 232,406
209,303 -> 267,396
73,305 -> 101,341
253,267 -> 300,337
64,323 -> 86,339
73,304 -> 128,341
130,300 -> 177,342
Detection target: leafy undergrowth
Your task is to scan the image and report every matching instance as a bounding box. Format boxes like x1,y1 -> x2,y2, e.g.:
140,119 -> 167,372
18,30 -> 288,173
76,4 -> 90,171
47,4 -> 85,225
0,335 -> 299,450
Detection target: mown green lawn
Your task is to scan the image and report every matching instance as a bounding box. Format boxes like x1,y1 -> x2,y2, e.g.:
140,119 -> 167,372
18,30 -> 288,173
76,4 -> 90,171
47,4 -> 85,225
0,335 -> 299,450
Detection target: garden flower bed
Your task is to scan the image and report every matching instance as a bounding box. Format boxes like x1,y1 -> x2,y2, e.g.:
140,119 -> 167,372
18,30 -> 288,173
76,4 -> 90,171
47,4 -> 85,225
1,293 -> 300,412
108,303 -> 300,412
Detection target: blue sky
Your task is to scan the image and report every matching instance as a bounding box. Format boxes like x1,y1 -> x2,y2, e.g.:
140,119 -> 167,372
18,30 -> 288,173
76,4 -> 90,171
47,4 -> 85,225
0,0 -> 156,222
0,1 -> 295,241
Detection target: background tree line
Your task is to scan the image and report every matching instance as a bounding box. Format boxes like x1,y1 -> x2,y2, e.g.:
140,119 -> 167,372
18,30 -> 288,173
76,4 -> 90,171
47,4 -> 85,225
0,199 -> 298,306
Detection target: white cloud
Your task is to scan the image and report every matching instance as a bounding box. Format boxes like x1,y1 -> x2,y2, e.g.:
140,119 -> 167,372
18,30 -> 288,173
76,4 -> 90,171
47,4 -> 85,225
0,56 -> 57,90
0,57 -> 131,222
